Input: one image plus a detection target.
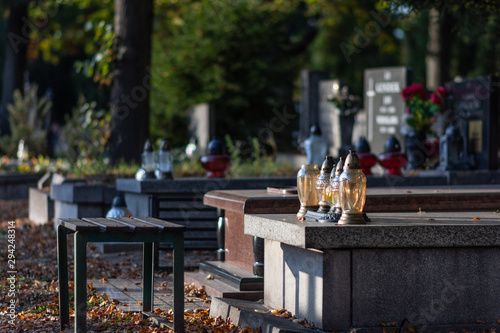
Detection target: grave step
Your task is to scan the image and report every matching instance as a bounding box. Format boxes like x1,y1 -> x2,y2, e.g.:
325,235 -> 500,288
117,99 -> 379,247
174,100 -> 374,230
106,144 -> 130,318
184,270 -> 263,302
199,261 -> 263,291
209,297 -> 320,333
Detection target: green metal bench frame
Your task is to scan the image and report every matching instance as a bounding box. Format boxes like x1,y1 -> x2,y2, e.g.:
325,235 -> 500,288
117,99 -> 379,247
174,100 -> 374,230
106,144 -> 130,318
57,217 -> 185,333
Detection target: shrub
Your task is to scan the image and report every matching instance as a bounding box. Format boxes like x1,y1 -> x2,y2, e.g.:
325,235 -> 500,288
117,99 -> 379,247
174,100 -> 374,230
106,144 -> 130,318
0,84 -> 51,157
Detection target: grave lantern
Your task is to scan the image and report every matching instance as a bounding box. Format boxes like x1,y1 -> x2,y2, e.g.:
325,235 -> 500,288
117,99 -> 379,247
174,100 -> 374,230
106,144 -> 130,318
326,157 -> 344,216
135,139 -> 156,181
378,136 -> 408,176
439,123 -> 469,170
338,150 -> 368,225
200,138 -> 231,178
355,137 -> 377,175
296,164 -> 320,220
106,195 -> 132,218
303,125 -> 329,167
155,138 -> 174,179
316,156 -> 335,213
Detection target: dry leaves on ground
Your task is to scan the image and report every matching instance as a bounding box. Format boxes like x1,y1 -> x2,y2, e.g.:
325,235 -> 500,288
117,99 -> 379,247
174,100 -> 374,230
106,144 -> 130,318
0,200 -> 248,332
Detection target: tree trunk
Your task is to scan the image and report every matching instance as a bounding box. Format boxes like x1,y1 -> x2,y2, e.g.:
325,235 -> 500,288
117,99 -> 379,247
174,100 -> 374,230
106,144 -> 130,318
426,8 -> 440,91
110,0 -> 153,163
0,3 -> 29,137
426,7 -> 454,90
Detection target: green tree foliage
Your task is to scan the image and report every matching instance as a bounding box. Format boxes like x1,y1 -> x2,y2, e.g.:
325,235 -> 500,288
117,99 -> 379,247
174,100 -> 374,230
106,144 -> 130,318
307,0 -> 401,95
450,11 -> 500,78
382,0 -> 500,84
150,0 -> 317,149
385,0 -> 500,13
60,96 -> 111,163
28,0 -> 114,65
0,84 -> 51,157
396,9 -> 429,84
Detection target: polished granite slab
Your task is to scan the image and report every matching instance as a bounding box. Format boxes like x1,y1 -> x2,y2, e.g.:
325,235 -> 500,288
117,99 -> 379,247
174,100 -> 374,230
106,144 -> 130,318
244,211 -> 500,249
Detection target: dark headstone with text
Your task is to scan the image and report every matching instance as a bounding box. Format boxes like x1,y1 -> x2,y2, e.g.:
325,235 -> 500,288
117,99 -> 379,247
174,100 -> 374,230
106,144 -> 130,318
445,76 -> 500,170
364,67 -> 412,154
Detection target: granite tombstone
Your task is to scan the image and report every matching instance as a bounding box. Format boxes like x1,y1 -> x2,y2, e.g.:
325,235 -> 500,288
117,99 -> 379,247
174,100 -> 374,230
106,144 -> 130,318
444,75 -> 500,170
364,67 -> 412,155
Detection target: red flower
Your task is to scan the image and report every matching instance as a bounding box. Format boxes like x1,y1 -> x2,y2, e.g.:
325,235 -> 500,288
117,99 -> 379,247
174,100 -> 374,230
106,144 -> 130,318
401,86 -> 414,100
436,86 -> 447,97
413,84 -> 427,100
430,93 -> 442,105
401,83 -> 427,101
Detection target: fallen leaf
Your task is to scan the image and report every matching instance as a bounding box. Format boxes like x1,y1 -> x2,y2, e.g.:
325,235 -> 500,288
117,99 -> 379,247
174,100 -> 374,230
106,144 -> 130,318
206,274 -> 214,280
477,319 -> 486,324
379,322 -> 398,327
472,217 -> 480,220
406,190 -> 412,194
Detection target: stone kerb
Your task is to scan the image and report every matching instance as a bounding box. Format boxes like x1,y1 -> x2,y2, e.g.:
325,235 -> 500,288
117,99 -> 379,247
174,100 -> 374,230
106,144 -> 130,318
50,182 -> 117,221
0,173 -> 41,200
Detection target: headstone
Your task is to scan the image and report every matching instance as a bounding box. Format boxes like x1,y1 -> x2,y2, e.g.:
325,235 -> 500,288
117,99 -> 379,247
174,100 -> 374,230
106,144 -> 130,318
364,67 -> 412,155
299,70 -> 330,143
318,80 -> 356,158
445,75 -> 500,170
187,103 -> 213,154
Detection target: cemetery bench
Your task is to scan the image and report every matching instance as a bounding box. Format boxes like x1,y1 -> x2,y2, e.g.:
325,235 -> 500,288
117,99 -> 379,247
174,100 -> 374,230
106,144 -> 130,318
57,217 -> 185,333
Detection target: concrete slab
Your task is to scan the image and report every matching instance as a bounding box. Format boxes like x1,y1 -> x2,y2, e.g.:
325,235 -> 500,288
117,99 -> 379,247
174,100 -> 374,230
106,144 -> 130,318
29,187 -> 54,224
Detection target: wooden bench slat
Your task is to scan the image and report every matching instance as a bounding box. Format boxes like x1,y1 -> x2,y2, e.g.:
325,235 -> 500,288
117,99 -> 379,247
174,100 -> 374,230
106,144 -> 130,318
82,218 -> 132,232
132,217 -> 187,231
59,217 -> 185,234
108,217 -> 163,232
58,218 -> 102,232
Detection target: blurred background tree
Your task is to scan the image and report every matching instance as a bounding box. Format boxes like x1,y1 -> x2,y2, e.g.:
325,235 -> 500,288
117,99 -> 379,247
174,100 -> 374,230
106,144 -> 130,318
151,0 -> 318,150
0,0 -> 29,137
0,0 -> 499,164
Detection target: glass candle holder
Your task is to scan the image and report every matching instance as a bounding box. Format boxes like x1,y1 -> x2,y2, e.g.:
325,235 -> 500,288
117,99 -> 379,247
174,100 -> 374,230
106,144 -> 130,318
142,139 -> 155,173
338,150 -> 367,224
326,157 -> 344,214
155,138 -> 174,179
136,139 -> 156,180
296,164 -> 320,220
316,156 -> 334,213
